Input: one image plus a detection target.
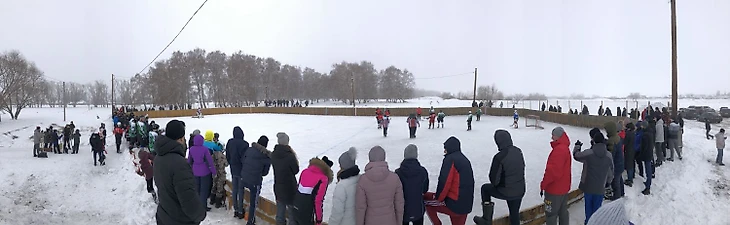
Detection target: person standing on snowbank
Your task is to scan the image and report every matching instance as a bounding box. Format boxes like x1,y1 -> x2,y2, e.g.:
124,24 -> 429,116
395,144 -> 429,225
573,129 -> 614,224
114,122 -> 125,153
73,129 -> 81,154
33,126 -> 42,157
654,119 -> 666,166
225,126 -> 249,219
540,127 -> 571,225
188,134 -> 217,211
271,132 -> 300,224
474,130 -> 525,225
716,128 -> 726,166
241,135 -> 272,225
154,120 -> 207,225
329,147 -> 361,225
139,147 -> 156,200
426,137 -> 474,225
605,122 -> 624,200
90,132 -> 105,166
623,123 -> 636,187
667,120 -> 682,161
356,146 -> 405,225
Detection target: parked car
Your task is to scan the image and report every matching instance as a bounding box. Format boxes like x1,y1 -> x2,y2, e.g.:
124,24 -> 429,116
698,111 -> 723,124
720,107 -> 730,118
682,108 -> 699,120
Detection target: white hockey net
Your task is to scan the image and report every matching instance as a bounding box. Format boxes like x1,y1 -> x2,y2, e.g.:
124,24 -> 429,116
525,115 -> 544,129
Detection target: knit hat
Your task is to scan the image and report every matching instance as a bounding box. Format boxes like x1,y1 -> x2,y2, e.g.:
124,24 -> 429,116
204,130 -> 215,142
164,120 -> 186,140
338,147 -> 357,170
257,135 -> 270,148
322,156 -> 334,168
192,129 -> 201,136
369,146 -> 386,162
589,128 -> 601,140
587,198 -> 630,225
552,127 -> 565,138
404,144 -> 418,159
593,132 -> 606,144
277,132 -> 290,145
721,128 -> 726,133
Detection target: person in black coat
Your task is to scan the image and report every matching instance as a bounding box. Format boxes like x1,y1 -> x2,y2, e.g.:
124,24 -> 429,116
240,136 -> 272,224
636,121 -> 655,195
426,136 -> 474,225
90,132 -> 105,166
225,126 -> 249,218
623,123 -> 636,187
270,132 -> 300,224
154,120 -> 206,225
706,120 -> 714,140
474,130 -> 526,225
395,144 -> 429,225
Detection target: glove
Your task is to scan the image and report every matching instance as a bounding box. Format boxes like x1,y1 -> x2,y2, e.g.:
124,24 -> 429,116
540,190 -> 544,197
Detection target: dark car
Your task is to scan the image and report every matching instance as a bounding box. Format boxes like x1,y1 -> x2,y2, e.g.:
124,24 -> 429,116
720,107 -> 730,118
698,111 -> 723,124
682,108 -> 699,120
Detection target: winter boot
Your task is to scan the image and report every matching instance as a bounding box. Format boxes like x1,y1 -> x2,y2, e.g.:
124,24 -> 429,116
210,196 -> 216,206
641,188 -> 651,195
624,180 -> 633,187
473,201 -> 494,225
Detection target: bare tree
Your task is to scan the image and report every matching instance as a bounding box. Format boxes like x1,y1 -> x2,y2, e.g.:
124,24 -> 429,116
0,50 -> 45,119
86,80 -> 109,107
187,48 -> 208,108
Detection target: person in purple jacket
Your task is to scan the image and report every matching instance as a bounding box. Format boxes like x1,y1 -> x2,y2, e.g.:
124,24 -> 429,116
188,134 -> 217,211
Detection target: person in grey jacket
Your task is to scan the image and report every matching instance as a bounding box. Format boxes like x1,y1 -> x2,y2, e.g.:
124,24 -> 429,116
716,129 -> 726,166
654,119 -> 665,166
573,128 -> 613,225
33,126 -> 43,157
666,120 -> 682,161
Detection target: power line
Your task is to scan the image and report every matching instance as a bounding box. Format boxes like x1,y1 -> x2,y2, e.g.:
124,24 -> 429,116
415,71 -> 474,80
137,0 -> 209,75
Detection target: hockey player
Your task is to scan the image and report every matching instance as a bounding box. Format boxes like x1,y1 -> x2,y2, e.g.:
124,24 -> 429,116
407,114 -> 420,138
137,118 -> 149,150
114,122 -> 125,153
381,116 -> 391,137
467,111 -> 473,131
428,112 -> 436,129
148,124 -> 159,154
430,106 -> 435,114
513,110 -> 520,129
437,110 -> 446,128
99,123 -> 107,148
376,108 -> 384,129
476,108 -> 483,121
128,118 -> 137,149
417,107 -> 423,120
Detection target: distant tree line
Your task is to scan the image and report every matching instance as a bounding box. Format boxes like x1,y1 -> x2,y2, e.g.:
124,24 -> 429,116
116,48 -> 416,108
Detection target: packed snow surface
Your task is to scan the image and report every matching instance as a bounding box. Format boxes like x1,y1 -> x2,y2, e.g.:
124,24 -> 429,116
1,106 -> 729,225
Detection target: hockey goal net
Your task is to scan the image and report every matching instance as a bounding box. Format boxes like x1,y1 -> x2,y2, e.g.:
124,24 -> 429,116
525,115 -> 544,129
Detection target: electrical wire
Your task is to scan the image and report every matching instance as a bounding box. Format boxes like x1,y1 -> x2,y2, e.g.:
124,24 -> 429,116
415,71 -> 474,80
137,0 -> 209,75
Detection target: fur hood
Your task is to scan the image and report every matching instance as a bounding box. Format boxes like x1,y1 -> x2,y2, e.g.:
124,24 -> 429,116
251,142 -> 271,157
309,157 -> 334,184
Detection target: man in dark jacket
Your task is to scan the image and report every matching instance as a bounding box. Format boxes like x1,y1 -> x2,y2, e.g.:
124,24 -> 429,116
225,126 -> 249,219
573,129 -> 613,224
154,120 -> 207,225
395,144 -> 429,224
63,124 -> 72,152
426,136 -> 474,225
474,130 -> 526,225
623,123 -> 636,187
706,120 -> 714,140
270,132 -> 299,225
90,132 -> 105,166
240,136 -> 272,225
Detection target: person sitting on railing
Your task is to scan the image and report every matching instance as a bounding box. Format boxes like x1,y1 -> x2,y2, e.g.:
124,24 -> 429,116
473,130 -> 525,225
426,136 -> 474,225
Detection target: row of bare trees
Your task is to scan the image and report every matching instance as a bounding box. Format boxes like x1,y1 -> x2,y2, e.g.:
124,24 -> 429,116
116,48 -> 416,108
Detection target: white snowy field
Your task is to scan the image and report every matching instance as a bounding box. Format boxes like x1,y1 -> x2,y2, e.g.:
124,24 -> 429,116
0,106 -> 729,225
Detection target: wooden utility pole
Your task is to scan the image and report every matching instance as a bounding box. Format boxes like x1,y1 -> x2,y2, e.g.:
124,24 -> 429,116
671,0 -> 678,117
63,81 -> 66,121
472,68 -> 478,104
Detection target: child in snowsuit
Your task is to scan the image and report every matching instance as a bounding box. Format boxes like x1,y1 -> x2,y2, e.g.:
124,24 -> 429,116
138,147 -> 156,201
437,111 -> 446,128
381,116 -> 391,137
73,129 -> 81,154
428,113 -> 436,129
467,111 -> 473,131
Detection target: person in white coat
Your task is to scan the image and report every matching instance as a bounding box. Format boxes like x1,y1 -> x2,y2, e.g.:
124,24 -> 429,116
655,119 -> 665,165
328,147 -> 361,225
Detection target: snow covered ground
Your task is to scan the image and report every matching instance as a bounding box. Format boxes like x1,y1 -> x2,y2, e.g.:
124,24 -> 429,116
1,106 -> 729,225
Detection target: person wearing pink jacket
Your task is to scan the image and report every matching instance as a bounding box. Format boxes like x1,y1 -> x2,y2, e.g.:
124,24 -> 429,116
356,146 -> 405,225
292,156 -> 334,225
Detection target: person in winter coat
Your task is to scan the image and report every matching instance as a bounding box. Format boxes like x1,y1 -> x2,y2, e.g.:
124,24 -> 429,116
154,120 -> 207,225
427,136 -> 474,225
271,132 -> 300,225
356,146 -> 405,225
395,144 -> 429,225
139,147 -> 157,200
382,116 -> 391,137
474,130 -> 526,225
605,122 -> 624,200
586,199 -> 635,225
540,127 -> 571,225
623,123 -> 636,187
716,129 -> 726,166
573,129 -> 614,224
188,134 -> 217,211
33,126 -> 42,157
437,111 -> 446,128
240,136 -> 272,224
208,133 -> 228,209
407,114 -> 420,138
293,156 -> 333,225
63,124 -> 72,152
51,129 -> 61,154
428,113 -> 436,129
149,126 -> 159,154
225,126 -> 249,218
114,122 -> 125,153
476,108 -> 482,121
329,147 -> 361,225
467,111 -> 473,131
654,119 -> 666,166
91,132 -> 106,166
636,121 -> 654,195
667,120 -> 682,161
705,120 -> 714,140
189,129 -> 201,151
203,130 -> 222,154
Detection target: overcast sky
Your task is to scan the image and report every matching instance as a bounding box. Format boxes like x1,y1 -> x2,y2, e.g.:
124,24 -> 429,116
1,0 -> 728,97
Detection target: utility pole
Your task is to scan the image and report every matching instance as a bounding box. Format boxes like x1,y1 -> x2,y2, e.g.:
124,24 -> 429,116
351,73 -> 356,116
472,67 -> 478,104
670,0 -> 678,118
63,81 -> 66,122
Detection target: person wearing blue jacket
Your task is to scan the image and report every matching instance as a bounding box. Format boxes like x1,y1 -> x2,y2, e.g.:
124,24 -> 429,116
240,136 -> 272,225
395,144 -> 429,225
225,126 -> 249,219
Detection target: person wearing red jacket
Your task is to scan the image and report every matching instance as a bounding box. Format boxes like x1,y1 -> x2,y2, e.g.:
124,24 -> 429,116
540,127 -> 572,225
113,122 -> 126,154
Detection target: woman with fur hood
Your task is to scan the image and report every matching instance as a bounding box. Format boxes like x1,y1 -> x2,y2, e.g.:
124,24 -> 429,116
356,146 -> 405,225
293,156 -> 334,225
328,147 -> 361,225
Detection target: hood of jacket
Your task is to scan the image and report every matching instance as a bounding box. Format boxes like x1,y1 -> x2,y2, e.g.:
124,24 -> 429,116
363,161 -> 391,183
204,130 -> 214,142
308,158 -> 334,184
251,142 -> 272,157
604,122 -> 618,137
155,135 -> 185,157
232,126 -> 244,139
272,144 -> 298,160
495,129 -> 514,151
550,132 -> 570,149
193,134 -> 204,146
337,165 -> 361,181
444,136 -> 461,154
591,143 -> 609,158
396,158 -> 424,177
